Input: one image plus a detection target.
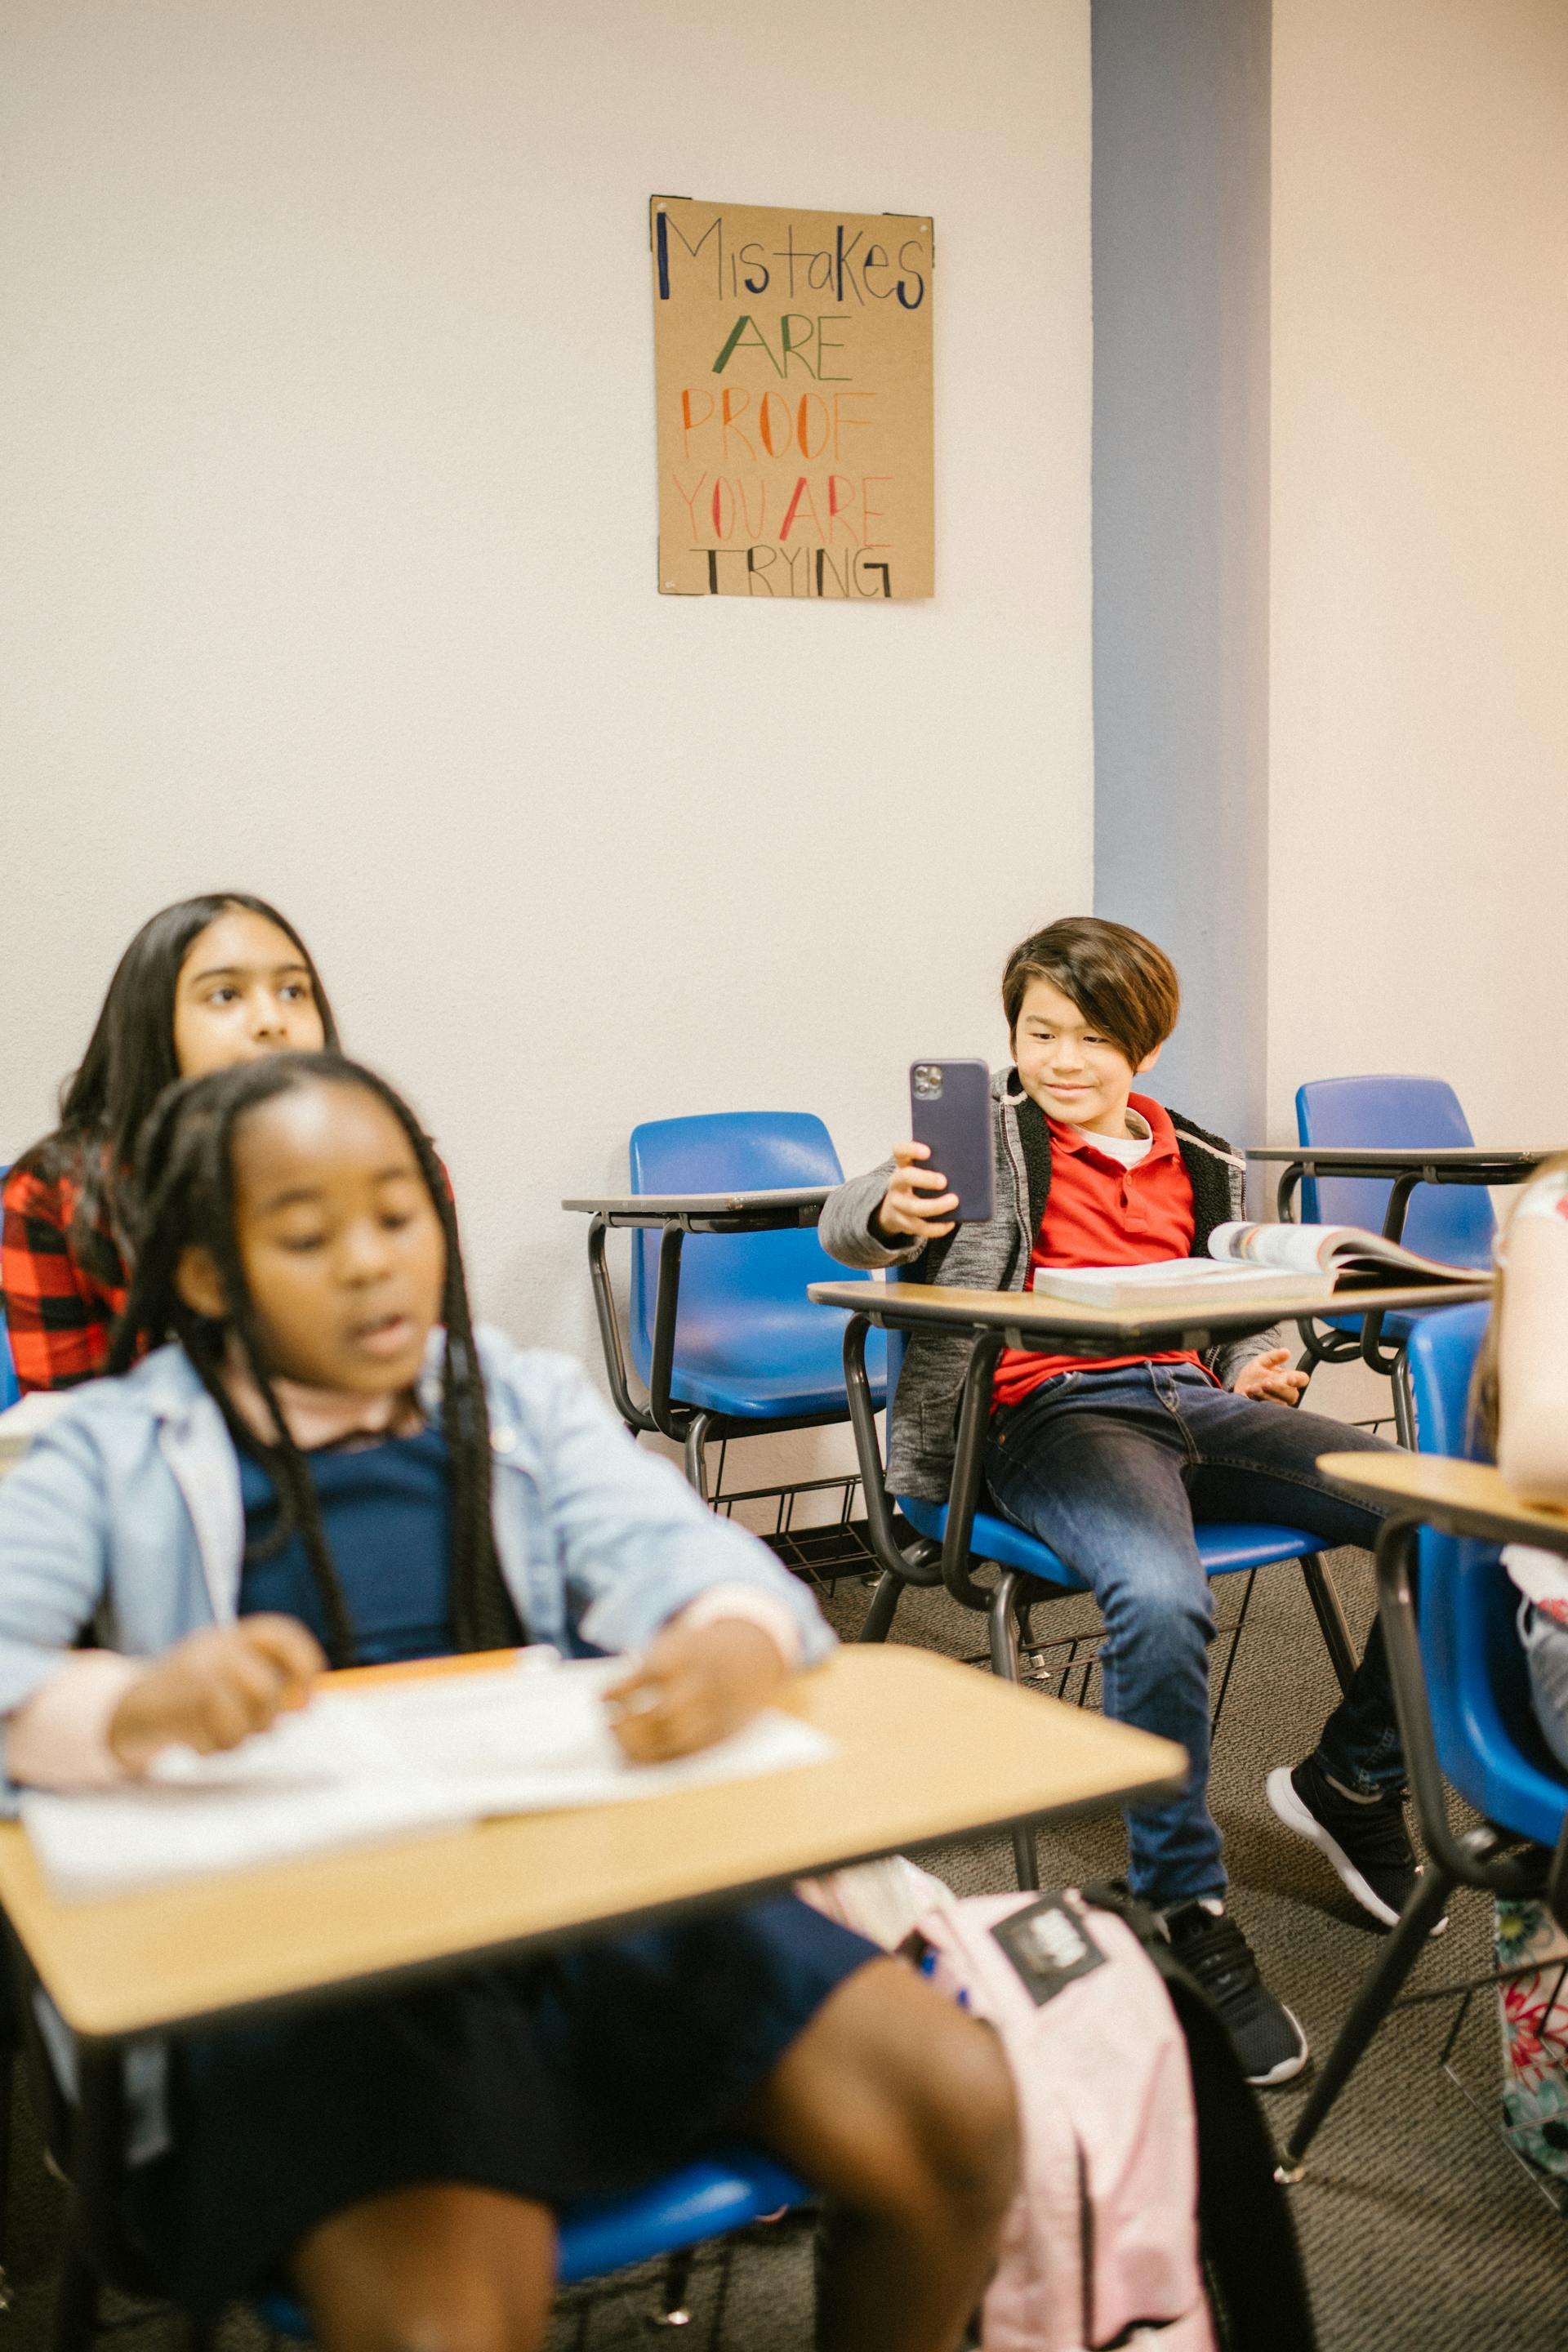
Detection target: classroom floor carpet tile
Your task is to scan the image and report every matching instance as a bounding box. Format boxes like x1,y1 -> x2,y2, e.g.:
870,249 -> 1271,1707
7,1499 -> 1567,2349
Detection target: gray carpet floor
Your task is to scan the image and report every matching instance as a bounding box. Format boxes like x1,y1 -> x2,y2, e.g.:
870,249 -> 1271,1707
3,1546 -> 1565,2350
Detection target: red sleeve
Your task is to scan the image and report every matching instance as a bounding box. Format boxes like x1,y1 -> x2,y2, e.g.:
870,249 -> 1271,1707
0,1165 -> 127,1391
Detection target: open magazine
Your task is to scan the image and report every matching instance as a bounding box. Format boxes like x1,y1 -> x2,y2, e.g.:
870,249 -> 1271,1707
1030,1220 -> 1483,1313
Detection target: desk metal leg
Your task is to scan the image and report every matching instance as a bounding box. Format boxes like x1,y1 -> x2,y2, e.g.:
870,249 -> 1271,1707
1298,1554 -> 1357,1698
987,1574 -> 1040,1891
47,2036 -> 121,2352
858,1571 -> 904,1644
50,2223 -> 97,2352
683,1411 -> 715,1501
1276,1860 -> 1455,2179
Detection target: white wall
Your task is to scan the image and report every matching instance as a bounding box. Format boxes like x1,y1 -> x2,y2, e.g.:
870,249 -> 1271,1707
0,2 -> 1094,1469
1268,0 -> 1568,1143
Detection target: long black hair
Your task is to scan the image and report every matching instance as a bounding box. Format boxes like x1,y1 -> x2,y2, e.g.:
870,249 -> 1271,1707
108,1053 -> 518,1666
15,893 -> 340,1277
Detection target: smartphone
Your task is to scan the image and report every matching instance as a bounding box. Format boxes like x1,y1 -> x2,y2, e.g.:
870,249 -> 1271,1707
909,1059 -> 996,1223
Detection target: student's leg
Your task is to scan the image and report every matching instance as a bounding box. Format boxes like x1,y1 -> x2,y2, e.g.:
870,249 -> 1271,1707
742,1956 -> 1020,2352
292,2184 -> 556,2352
985,1378 -> 1225,1910
1174,1388 -> 1403,1794
1170,1379 -> 1441,1924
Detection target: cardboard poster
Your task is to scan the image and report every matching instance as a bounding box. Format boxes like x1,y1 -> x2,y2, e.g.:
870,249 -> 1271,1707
651,196 -> 933,600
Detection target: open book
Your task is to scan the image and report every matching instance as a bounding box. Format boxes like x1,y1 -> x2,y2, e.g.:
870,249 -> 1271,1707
21,1655 -> 835,1900
1029,1220 -> 1484,1314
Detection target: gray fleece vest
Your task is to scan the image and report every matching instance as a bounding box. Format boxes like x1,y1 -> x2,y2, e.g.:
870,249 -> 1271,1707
818,1071 -> 1276,1502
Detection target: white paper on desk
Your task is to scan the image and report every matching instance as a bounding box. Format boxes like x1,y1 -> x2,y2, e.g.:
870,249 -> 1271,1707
20,1656 -> 835,1900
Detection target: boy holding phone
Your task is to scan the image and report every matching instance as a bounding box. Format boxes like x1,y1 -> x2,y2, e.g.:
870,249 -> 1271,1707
822,916 -> 1418,2087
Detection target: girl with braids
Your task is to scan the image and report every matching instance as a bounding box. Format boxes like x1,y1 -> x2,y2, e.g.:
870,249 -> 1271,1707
0,1054 -> 1019,2352
2,892 -> 336,1390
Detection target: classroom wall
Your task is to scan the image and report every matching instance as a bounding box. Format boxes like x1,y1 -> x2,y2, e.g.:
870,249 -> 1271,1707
0,2 -> 1094,1468
1267,0 -> 1568,1145
1090,0 -> 1272,1148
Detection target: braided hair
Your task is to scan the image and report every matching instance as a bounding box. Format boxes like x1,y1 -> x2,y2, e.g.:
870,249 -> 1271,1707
107,1053 -> 519,1666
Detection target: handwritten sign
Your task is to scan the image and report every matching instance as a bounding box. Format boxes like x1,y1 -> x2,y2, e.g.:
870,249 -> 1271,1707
652,197 -> 933,600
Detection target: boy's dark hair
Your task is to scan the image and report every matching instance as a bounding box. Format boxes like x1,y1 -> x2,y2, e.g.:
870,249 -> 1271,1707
1001,917 -> 1181,1068
15,893 -> 340,1279
107,1053 -> 518,1665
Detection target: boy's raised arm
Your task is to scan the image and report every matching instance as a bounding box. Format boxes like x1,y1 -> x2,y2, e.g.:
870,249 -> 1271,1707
820,1146 -> 956,1268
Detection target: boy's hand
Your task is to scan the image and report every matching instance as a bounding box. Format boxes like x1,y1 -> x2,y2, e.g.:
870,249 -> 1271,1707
108,1617 -> 324,1775
604,1619 -> 788,1763
873,1141 -> 960,1244
1232,1348 -> 1309,1406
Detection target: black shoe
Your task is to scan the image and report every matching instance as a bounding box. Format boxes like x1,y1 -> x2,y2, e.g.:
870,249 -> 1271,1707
1267,1756 -> 1445,1933
1162,1903 -> 1308,2088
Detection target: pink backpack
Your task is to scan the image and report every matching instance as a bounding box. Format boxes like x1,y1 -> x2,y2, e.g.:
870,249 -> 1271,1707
800,1866 -> 1314,2352
915,1885 -> 1216,2352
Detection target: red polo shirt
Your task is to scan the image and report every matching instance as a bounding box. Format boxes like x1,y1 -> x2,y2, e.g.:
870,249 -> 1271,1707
991,1093 -> 1211,1413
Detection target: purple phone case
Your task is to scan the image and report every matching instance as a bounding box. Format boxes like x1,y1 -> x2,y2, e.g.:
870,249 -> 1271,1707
909,1060 -> 996,1223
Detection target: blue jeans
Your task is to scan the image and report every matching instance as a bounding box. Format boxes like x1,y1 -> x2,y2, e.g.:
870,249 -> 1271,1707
985,1361 -> 1404,1911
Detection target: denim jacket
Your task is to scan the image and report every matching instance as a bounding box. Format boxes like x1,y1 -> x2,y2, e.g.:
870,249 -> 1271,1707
0,1328 -> 834,1800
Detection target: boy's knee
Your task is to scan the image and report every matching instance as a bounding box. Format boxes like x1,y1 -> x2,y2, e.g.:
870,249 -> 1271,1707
1111,1573 -> 1212,1658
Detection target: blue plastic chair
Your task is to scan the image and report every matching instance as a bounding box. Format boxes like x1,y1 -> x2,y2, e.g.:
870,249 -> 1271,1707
254,2146 -> 808,2339
840,1297 -> 1359,1890
1292,1077 -> 1496,1436
588,1112 -> 884,1495
1405,1304 -> 1568,1846
1279,1302 -> 1568,2172
1295,1077 -> 1496,1269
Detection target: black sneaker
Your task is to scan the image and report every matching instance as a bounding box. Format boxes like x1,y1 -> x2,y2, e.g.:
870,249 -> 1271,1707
1267,1756 -> 1446,1933
1163,1903 -> 1308,2088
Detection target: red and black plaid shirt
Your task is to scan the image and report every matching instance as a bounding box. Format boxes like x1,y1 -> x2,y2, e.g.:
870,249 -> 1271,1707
1,1164 -> 131,1391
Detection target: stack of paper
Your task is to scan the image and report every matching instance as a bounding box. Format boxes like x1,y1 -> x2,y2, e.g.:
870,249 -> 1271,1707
21,1655 -> 835,1900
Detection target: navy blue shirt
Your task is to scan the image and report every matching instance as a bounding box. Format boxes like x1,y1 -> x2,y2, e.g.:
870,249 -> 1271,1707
238,1426 -> 455,1664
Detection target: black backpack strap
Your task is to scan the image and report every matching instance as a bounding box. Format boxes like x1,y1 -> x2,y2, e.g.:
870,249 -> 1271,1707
1080,1885 -> 1317,2352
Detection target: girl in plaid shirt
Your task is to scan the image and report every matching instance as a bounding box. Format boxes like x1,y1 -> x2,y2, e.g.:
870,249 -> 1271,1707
2,893 -> 337,1388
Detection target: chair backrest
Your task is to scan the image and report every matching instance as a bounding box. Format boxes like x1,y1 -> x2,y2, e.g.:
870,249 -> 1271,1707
626,1113 -> 853,1379
1294,1076 -> 1494,1269
0,1168 -> 19,1411
1405,1302 -> 1568,1841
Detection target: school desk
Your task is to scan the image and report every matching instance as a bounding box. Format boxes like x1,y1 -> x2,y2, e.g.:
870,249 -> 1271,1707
0,1641 -> 1182,2042
562,1188 -> 831,1448
1246,1144 -> 1552,1233
1276,1449 -> 1568,2175
1245,1146 -> 1545,1379
0,1642 -> 1183,2306
806,1277 -> 1490,1660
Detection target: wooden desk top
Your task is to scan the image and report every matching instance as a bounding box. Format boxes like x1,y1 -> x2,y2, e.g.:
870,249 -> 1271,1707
562,1189 -> 829,1227
0,1646 -> 1183,2045
807,1277 -> 1490,1352
1245,1146 -> 1550,1174
1317,1450 -> 1568,1554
